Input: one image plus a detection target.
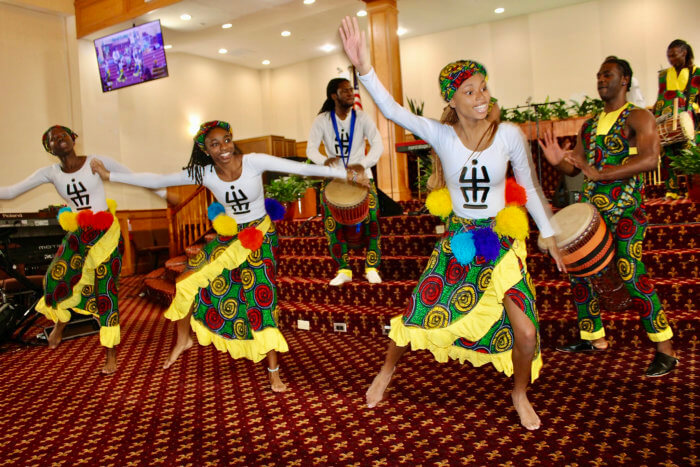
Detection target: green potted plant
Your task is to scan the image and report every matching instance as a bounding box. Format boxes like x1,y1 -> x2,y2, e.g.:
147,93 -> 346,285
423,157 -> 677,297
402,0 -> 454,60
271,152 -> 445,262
669,145 -> 700,202
264,174 -> 315,220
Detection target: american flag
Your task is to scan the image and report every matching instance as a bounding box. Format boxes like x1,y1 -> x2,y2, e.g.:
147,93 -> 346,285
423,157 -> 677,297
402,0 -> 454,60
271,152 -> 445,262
352,65 -> 363,110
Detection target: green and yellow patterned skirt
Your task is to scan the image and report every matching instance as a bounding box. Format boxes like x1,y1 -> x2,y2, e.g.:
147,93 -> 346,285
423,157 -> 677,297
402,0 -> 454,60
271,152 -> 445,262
35,214 -> 123,348
165,215 -> 288,362
390,216 -> 542,381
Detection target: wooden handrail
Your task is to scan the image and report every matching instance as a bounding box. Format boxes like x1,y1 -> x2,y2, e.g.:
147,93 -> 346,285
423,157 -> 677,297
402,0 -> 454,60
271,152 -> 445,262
166,186 -> 214,257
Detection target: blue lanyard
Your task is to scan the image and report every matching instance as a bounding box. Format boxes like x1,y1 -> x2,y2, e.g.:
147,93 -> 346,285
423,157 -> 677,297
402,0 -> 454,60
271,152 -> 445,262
330,109 -> 356,168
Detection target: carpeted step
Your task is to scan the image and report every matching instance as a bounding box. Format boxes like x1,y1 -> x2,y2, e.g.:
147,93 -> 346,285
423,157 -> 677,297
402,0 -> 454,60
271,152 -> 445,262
143,277 -> 175,307
277,248 -> 699,282
164,255 -> 187,282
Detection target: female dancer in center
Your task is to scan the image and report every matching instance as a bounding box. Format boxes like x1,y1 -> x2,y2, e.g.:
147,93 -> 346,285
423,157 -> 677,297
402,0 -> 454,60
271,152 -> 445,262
339,17 -> 565,429
92,120 -> 366,391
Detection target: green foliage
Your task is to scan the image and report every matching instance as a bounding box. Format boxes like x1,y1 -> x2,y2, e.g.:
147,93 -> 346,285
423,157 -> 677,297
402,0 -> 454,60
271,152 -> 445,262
500,96 -> 602,123
407,98 -> 424,116
669,145 -> 700,175
264,175 -> 312,202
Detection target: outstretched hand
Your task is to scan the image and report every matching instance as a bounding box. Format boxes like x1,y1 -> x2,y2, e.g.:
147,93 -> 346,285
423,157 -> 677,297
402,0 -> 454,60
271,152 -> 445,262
90,158 -> 110,181
541,236 -> 567,273
538,131 -> 569,167
339,16 -> 371,75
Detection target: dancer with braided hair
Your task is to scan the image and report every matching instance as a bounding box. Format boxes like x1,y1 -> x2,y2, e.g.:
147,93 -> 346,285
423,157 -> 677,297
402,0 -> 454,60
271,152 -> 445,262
92,120 -> 366,391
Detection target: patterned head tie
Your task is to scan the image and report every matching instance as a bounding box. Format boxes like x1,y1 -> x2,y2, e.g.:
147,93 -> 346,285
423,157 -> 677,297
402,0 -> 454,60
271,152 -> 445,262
194,120 -> 232,152
439,60 -> 488,102
42,125 -> 78,153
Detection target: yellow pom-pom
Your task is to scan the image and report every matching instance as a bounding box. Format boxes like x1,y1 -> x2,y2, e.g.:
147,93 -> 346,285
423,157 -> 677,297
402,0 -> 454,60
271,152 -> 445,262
425,188 -> 453,218
106,199 -> 118,215
494,206 -> 530,240
58,211 -> 78,232
212,215 -> 238,236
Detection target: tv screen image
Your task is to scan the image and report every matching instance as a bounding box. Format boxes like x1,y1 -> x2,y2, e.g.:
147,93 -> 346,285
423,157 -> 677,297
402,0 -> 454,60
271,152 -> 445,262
94,20 -> 169,92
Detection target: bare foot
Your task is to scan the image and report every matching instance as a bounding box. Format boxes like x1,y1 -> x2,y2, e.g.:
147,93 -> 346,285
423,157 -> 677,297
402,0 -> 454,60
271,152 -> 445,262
366,367 -> 395,408
512,391 -> 541,430
102,348 -> 117,375
163,336 -> 193,369
47,322 -> 66,349
592,338 -> 609,351
269,370 -> 287,392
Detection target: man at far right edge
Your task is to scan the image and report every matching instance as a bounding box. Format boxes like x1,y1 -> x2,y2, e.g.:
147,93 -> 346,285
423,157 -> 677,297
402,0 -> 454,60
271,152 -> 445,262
654,39 -> 699,199
539,56 -> 678,377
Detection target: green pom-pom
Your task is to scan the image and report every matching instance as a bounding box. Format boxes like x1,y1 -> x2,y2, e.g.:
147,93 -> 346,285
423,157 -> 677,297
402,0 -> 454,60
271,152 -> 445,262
425,188 -> 452,218
494,206 -> 529,240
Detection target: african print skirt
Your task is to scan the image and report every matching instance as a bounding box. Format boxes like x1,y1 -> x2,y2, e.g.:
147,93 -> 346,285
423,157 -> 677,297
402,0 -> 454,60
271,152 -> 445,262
390,215 -> 542,381
165,215 -> 288,363
35,212 -> 123,348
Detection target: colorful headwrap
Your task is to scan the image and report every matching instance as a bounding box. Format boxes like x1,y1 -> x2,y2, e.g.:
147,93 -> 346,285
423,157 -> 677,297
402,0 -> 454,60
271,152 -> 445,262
42,125 -> 78,153
194,120 -> 232,152
438,60 -> 488,102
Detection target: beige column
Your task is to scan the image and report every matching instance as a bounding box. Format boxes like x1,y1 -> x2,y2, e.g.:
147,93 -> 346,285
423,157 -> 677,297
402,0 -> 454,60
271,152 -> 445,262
363,0 -> 411,201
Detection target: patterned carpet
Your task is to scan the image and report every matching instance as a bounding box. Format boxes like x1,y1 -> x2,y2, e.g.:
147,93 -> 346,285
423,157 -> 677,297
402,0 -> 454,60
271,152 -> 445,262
0,275 -> 696,465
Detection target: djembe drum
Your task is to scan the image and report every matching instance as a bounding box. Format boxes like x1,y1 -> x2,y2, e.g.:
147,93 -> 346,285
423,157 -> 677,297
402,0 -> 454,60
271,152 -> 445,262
323,179 -> 369,225
657,111 -> 695,147
538,203 -> 631,311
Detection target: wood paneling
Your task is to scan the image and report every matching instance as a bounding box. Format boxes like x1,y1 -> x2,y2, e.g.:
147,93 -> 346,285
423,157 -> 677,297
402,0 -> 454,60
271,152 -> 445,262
74,0 -> 181,38
235,135 -> 296,157
115,208 -> 168,276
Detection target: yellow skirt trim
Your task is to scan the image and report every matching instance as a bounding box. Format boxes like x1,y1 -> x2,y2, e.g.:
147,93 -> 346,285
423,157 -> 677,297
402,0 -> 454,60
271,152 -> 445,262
647,326 -> 673,343
99,325 -> 120,348
580,328 -> 606,341
190,318 -> 288,363
390,240 -> 528,349
164,216 -> 272,321
36,217 -> 121,321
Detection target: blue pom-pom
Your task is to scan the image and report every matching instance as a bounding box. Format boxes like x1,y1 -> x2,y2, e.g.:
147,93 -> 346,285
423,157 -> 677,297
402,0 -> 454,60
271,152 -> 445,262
473,227 -> 501,261
57,206 -> 72,219
207,202 -> 226,221
264,198 -> 286,221
451,230 -> 476,265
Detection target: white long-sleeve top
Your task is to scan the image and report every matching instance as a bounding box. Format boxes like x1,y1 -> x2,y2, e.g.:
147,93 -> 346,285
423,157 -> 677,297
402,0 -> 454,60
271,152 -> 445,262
110,153 -> 347,224
359,68 -> 554,237
0,155 -> 159,212
306,109 -> 383,179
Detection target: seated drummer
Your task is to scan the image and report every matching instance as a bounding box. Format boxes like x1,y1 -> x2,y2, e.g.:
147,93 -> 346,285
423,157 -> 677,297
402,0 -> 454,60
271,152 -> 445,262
307,77 -> 384,286
539,56 -> 677,376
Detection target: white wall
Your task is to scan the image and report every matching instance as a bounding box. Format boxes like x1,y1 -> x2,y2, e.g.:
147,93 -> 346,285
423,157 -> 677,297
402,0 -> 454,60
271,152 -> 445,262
1,0 -> 699,211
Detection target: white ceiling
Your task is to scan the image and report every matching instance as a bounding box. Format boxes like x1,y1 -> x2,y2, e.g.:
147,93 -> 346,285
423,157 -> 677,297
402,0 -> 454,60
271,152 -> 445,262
91,0 -> 591,69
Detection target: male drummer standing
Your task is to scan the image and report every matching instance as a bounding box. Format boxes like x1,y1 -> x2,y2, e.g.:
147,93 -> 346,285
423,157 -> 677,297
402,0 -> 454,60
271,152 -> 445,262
307,77 -> 384,286
539,57 -> 677,376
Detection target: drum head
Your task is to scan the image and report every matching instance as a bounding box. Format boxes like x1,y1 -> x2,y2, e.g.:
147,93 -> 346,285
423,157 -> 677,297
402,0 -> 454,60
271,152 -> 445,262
680,111 -> 695,140
325,179 -> 368,208
537,202 -> 596,250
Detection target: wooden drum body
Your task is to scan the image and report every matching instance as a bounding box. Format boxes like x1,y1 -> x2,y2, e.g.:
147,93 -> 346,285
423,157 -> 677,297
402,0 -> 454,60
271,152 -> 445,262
323,179 -> 369,225
538,203 -> 631,311
657,111 -> 695,147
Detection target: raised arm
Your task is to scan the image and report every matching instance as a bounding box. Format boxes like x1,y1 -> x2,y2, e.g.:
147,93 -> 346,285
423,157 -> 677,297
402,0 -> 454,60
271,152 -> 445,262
0,167 -> 51,200
339,16 -> 440,144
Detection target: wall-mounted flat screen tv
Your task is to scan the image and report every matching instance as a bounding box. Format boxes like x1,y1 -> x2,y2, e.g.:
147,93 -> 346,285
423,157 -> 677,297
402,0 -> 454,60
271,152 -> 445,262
94,20 -> 169,92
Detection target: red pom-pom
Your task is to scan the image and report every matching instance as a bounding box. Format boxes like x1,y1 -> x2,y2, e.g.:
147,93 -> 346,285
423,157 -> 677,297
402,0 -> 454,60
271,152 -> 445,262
92,211 -> 114,230
75,210 -> 94,229
505,178 -> 527,206
239,226 -> 263,251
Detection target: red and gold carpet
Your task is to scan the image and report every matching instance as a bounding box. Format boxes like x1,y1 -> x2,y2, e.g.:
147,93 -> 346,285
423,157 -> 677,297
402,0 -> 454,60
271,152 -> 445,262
0,275 -> 696,465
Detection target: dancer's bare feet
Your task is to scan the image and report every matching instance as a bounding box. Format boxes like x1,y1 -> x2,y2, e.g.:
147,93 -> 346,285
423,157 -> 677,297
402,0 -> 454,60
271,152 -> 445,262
102,348 -> 117,374
47,321 -> 67,349
512,391 -> 541,430
366,367 -> 395,408
268,368 -> 287,392
163,335 -> 193,369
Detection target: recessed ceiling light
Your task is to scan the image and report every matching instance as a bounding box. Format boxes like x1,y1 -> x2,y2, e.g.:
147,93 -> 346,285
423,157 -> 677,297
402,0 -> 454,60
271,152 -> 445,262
180,13 -> 191,21
222,23 -> 232,29
218,48 -> 228,54
303,0 -> 315,4
320,44 -> 335,53
494,7 -> 505,14
356,10 -> 367,17
164,44 -> 172,49
397,27 -> 407,36
281,30 -> 291,37
262,60 -> 271,65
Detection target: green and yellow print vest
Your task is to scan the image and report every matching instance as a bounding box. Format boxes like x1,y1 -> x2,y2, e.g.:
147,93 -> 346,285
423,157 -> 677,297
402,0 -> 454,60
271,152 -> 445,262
581,103 -> 642,226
